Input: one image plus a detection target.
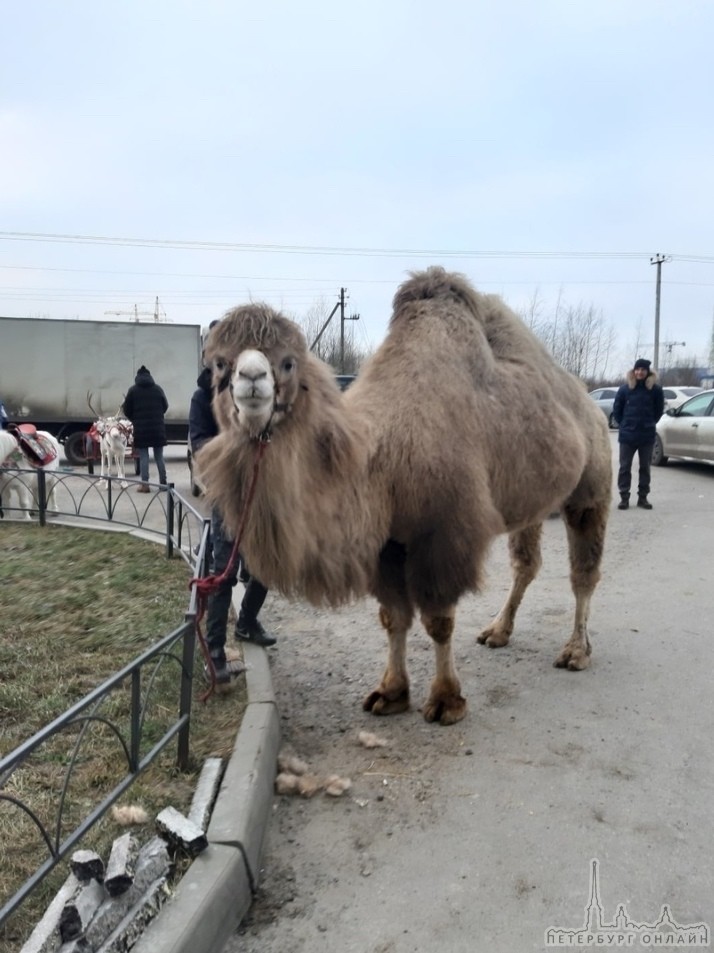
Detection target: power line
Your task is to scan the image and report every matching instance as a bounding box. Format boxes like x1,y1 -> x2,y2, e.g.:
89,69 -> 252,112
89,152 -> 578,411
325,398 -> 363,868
3,229 -> 714,262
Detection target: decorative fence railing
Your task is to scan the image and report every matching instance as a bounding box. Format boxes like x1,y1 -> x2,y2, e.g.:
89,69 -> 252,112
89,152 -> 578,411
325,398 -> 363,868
0,465 -> 212,930
0,465 -> 204,565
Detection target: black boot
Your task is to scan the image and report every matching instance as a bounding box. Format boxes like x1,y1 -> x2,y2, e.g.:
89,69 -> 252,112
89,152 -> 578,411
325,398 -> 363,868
637,496 -> 653,510
617,494 -> 629,510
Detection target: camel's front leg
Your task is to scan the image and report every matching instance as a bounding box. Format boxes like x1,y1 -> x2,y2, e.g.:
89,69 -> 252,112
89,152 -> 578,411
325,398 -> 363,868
363,605 -> 412,717
420,609 -> 467,726
478,524 -> 542,648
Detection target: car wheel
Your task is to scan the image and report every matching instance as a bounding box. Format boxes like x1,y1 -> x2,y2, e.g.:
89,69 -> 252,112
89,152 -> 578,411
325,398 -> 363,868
651,435 -> 668,467
608,413 -> 618,430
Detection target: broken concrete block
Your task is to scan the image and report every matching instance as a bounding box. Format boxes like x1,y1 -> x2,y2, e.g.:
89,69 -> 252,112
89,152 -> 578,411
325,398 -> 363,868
93,876 -> 169,953
59,879 -> 105,943
155,806 -> 208,856
104,833 -> 140,897
84,838 -> 171,949
58,939 -> 90,952
20,873 -> 79,953
188,757 -> 223,833
133,837 -> 171,889
69,850 -> 104,884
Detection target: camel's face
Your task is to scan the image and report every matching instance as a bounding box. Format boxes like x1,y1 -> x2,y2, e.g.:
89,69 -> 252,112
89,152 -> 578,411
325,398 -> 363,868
205,304 -> 307,437
229,347 -> 300,436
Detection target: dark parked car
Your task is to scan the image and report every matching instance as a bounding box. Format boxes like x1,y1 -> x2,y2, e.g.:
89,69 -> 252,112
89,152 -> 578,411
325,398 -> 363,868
588,388 -> 619,429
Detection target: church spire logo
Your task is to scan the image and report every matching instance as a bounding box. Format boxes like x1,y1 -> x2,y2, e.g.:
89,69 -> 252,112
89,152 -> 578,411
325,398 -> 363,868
545,859 -> 709,947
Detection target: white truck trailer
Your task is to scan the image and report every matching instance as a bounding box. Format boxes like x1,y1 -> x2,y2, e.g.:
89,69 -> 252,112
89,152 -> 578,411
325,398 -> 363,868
0,316 -> 203,465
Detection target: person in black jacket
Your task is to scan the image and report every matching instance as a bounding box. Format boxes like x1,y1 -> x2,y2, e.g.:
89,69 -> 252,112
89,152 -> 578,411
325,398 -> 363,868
122,366 -> 169,492
612,357 -> 665,511
189,363 -> 275,684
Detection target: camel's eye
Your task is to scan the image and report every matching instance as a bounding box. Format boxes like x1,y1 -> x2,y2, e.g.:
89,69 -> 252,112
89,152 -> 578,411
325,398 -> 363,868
281,357 -> 297,374
213,357 -> 229,374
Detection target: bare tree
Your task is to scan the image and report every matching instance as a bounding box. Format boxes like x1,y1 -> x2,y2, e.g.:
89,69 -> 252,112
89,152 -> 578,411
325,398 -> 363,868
517,294 -> 616,385
293,298 -> 371,374
658,354 -> 704,386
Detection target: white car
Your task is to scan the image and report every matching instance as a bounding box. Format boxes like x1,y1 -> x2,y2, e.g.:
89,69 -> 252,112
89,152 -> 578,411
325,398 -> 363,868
661,386 -> 704,411
653,390 -> 714,466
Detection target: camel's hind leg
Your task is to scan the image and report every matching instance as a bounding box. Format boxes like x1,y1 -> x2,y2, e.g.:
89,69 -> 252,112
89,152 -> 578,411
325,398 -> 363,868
420,608 -> 467,725
364,540 -> 414,718
478,523 -> 543,648
554,501 -> 608,671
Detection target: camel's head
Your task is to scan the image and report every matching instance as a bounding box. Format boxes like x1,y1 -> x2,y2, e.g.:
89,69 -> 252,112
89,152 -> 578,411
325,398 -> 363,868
204,304 -> 308,438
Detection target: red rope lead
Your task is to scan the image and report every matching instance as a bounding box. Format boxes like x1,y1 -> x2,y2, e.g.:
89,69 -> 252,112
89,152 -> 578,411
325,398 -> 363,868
190,436 -> 270,701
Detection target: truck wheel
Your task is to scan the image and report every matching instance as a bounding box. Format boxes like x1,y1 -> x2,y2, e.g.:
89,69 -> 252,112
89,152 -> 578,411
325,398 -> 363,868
64,431 -> 90,466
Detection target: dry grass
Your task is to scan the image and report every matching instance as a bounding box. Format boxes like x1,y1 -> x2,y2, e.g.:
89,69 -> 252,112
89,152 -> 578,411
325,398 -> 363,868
0,523 -> 246,952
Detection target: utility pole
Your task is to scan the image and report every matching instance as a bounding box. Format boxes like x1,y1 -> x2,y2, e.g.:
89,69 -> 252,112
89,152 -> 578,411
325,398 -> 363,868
339,288 -> 360,373
649,253 -> 669,372
310,288 -> 360,371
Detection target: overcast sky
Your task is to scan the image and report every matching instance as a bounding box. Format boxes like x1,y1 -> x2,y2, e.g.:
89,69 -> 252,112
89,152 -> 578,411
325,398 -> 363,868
2,0 -> 713,376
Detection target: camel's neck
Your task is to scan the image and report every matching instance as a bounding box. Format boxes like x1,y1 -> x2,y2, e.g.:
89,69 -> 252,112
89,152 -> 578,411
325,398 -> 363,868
208,414 -> 388,607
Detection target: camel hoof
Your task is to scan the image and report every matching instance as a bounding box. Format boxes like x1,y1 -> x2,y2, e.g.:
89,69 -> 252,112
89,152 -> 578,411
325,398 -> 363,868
422,693 -> 467,725
477,625 -> 511,648
363,688 -> 410,717
554,647 -> 592,671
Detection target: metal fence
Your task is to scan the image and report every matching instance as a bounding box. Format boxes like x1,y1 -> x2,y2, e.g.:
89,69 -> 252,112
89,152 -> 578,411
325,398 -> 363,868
0,465 -> 212,929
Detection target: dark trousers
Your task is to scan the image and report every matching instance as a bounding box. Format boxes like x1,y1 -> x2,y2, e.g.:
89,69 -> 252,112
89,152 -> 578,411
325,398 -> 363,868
205,510 -> 267,659
137,446 -> 167,484
618,442 -> 654,498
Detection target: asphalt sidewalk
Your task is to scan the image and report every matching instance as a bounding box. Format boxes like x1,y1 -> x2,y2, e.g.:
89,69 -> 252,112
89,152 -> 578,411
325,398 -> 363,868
132,587 -> 280,953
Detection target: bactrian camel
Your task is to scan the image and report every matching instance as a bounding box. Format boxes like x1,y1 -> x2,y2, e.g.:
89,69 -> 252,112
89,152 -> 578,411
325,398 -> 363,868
198,267 -> 612,725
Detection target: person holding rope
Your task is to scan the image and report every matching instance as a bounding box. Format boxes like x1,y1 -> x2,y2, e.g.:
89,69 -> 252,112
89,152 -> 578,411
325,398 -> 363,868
189,356 -> 276,684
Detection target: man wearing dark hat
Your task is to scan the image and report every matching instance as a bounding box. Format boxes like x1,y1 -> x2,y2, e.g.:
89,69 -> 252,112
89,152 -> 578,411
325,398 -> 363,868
122,365 -> 169,491
612,358 -> 665,510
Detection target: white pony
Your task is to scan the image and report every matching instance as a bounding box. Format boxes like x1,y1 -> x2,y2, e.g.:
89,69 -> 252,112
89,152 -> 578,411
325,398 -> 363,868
0,427 -> 61,519
94,417 -> 133,488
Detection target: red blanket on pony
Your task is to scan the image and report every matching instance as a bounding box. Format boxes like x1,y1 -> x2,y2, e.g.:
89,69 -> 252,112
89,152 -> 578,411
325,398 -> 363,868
8,424 -> 59,467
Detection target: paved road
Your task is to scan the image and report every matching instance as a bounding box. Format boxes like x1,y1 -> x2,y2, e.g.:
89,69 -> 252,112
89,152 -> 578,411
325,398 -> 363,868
221,434 -> 714,953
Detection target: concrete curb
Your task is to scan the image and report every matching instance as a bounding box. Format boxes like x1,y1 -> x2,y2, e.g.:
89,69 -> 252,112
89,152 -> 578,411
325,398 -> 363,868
131,593 -> 280,953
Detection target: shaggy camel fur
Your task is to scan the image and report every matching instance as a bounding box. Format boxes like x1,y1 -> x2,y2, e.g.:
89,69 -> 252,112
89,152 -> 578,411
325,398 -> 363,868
198,267 -> 611,725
